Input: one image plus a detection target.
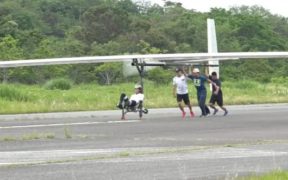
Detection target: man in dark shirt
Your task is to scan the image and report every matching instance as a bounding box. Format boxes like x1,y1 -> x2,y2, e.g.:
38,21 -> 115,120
188,68 -> 216,117
209,72 -> 228,116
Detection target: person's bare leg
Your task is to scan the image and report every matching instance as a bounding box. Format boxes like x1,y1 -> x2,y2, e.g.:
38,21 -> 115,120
209,103 -> 218,115
178,102 -> 186,118
220,106 -> 228,116
187,102 -> 194,118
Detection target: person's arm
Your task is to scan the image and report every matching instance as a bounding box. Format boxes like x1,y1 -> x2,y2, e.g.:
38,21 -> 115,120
172,78 -> 177,97
139,94 -> 144,101
206,74 -> 212,80
173,85 -> 177,97
182,68 -> 187,76
207,78 -> 219,94
206,77 -> 213,85
213,84 -> 220,95
214,81 -> 221,95
187,73 -> 193,80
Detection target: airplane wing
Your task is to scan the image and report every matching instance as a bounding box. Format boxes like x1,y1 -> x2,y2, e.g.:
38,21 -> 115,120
0,52 -> 288,68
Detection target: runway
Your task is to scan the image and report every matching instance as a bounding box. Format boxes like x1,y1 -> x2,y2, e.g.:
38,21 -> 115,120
0,104 -> 287,179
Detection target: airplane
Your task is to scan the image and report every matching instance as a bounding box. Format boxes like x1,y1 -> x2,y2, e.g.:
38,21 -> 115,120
0,19 -> 288,119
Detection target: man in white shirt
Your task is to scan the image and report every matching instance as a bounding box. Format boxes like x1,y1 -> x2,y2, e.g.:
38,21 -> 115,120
173,68 -> 195,119
117,84 -> 144,109
128,84 -> 144,107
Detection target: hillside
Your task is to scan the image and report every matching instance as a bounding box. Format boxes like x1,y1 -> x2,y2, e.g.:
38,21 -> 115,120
0,0 -> 287,84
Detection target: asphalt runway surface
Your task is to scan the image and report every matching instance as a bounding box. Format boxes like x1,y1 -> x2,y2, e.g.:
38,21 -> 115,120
0,104 -> 288,180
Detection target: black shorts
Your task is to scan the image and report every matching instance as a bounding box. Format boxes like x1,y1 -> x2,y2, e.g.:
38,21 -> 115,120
129,100 -> 137,107
209,93 -> 223,106
177,94 -> 190,105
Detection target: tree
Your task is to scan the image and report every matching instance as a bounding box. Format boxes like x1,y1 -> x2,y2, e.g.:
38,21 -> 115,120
90,41 -> 123,55
137,40 -> 161,54
81,2 -> 130,44
146,67 -> 174,84
95,63 -> 122,85
0,36 -> 23,59
0,35 -> 24,83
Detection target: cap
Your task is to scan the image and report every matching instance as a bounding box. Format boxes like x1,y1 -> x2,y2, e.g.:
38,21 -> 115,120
134,84 -> 142,89
175,67 -> 182,72
192,68 -> 200,73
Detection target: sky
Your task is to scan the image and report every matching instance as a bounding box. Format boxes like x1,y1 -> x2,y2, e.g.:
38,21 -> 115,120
146,0 -> 288,17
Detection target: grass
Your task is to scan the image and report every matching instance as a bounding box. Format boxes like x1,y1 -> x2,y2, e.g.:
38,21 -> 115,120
21,132 -> 55,141
1,136 -> 17,141
44,78 -> 72,90
0,132 -> 55,142
239,170 -> 288,180
64,127 -> 72,139
0,80 -> 287,114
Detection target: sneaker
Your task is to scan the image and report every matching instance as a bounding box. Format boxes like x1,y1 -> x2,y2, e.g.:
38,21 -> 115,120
116,103 -> 122,109
119,93 -> 125,101
190,111 -> 195,118
182,111 -> 186,119
143,109 -> 148,114
213,109 -> 219,115
200,113 -> 209,117
224,110 -> 228,116
199,114 -> 205,118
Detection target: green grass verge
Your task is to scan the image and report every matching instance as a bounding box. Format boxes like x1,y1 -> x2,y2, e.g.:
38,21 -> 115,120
239,170 -> 288,180
0,80 -> 287,114
0,132 -> 55,141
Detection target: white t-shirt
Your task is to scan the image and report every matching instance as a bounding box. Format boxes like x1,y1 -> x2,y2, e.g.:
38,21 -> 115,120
173,75 -> 188,94
130,93 -> 144,104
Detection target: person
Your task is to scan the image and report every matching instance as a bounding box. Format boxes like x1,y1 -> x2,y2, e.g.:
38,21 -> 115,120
117,84 -> 144,110
208,72 -> 228,116
173,67 -> 195,119
187,68 -> 218,117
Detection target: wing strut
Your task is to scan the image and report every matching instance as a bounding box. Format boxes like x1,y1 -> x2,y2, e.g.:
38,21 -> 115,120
132,59 -> 145,93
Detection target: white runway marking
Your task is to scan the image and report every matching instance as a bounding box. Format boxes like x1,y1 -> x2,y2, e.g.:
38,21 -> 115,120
0,147 -> 287,166
0,120 -> 140,129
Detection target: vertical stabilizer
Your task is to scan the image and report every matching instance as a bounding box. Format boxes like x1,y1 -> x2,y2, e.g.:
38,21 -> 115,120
207,19 -> 219,77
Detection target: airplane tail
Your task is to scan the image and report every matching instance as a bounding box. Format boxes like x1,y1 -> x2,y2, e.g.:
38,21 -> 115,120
207,19 -> 219,77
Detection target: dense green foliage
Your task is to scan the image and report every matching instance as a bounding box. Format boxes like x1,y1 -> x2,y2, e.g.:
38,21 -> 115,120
146,67 -> 174,84
44,78 -> 72,90
0,85 -> 30,101
0,0 -> 287,84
